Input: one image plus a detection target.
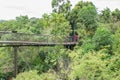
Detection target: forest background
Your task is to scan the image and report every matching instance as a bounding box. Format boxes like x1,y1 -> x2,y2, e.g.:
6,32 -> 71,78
0,0 -> 120,80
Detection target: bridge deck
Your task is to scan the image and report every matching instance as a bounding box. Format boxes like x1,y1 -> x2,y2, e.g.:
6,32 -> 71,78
0,41 -> 77,47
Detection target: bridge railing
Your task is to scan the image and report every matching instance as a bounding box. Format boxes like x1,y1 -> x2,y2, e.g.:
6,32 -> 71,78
0,31 -> 75,43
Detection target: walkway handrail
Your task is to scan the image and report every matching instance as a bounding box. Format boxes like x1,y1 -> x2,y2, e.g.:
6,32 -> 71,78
0,31 -> 75,44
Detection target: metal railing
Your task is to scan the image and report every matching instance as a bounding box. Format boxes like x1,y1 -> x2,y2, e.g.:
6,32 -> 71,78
0,31 -> 75,44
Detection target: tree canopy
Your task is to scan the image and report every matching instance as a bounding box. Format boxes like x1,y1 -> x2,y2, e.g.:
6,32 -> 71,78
0,1 -> 120,80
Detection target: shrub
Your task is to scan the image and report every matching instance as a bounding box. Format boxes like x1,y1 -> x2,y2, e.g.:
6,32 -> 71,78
13,70 -> 58,80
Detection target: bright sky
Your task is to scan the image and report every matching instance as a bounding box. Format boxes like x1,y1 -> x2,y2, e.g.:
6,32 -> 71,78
0,0 -> 120,20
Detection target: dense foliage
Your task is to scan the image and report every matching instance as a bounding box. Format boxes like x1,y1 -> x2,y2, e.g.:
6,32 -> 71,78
0,1 -> 120,80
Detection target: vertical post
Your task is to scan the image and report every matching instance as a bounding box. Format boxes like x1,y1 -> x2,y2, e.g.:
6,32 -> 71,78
12,31 -> 18,77
47,35 -> 49,44
13,46 -> 18,77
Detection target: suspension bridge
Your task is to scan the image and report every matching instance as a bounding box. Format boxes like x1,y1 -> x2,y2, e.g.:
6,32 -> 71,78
0,31 -> 78,77
0,31 -> 77,47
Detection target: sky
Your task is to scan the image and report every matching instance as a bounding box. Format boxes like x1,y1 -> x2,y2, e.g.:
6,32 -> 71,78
0,0 -> 120,20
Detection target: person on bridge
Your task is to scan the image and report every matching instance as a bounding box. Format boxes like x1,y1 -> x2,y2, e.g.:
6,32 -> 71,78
74,33 -> 79,42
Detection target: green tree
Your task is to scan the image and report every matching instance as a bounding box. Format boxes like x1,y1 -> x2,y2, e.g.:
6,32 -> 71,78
51,0 -> 71,15
69,49 -> 111,80
29,18 -> 44,34
42,13 -> 71,38
92,27 -> 112,52
112,8 -> 120,22
112,28 -> 120,54
77,5 -> 98,34
107,54 -> 120,80
0,48 -> 14,79
0,20 -> 17,31
15,15 -> 31,33
69,1 -> 98,36
99,8 -> 111,23
81,37 -> 95,53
